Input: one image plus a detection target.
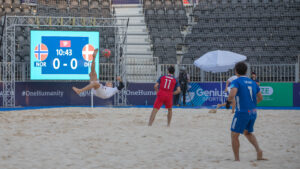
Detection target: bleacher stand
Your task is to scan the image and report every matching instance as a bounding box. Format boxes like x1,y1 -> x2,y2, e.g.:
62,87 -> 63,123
183,0 -> 300,65
0,0 -> 114,63
144,0 -> 188,64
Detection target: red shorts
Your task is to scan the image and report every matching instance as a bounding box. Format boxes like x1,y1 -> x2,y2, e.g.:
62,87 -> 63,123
153,93 -> 173,109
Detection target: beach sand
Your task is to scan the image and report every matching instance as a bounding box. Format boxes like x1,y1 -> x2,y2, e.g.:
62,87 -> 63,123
0,107 -> 299,169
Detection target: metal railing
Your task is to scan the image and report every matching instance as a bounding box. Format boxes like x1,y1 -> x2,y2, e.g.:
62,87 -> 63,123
1,62 -> 115,82
158,63 -> 299,83
99,63 -> 115,82
0,62 -> 298,82
126,56 -> 159,82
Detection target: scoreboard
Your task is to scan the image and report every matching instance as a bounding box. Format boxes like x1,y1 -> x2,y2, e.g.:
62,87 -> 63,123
30,30 -> 99,80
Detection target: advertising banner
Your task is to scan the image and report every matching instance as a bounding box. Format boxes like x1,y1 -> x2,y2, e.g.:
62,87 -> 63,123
124,83 -> 156,106
15,82 -> 113,107
125,82 -> 228,107
258,83 -> 293,107
182,83 -> 227,106
293,83 -> 300,107
0,82 -> 3,107
0,82 -> 299,107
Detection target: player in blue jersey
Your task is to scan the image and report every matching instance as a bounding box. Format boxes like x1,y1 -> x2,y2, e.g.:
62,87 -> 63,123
227,62 -> 267,161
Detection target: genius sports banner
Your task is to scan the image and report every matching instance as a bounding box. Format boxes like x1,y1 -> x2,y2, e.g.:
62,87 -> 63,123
183,83 -> 227,106
124,82 -> 228,106
258,83 -> 293,107
0,82 -> 299,107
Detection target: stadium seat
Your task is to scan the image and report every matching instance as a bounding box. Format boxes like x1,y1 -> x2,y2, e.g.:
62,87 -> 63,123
154,0 -> 163,9
90,0 -> 99,9
165,0 -> 173,9
12,0 -> 21,7
4,0 -> 12,7
144,0 -> 152,9
184,0 -> 300,64
13,7 -> 22,15
101,8 -> 111,17
70,0 -> 79,7
174,0 -> 183,8
102,0 -> 110,8
80,7 -> 89,17
4,6 -> 12,14
81,0 -> 89,7
69,7 -> 79,16
47,6 -> 57,15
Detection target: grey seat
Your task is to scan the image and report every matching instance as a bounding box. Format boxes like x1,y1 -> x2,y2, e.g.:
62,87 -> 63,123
80,7 -> 89,17
101,8 -> 111,18
156,8 -> 165,19
107,36 -> 115,44
182,57 -> 193,64
154,0 -> 163,9
144,0 -> 152,9
165,0 -> 173,9
176,9 -> 186,20
90,0 -> 99,9
90,8 -> 100,17
174,0 -> 183,8
166,8 -> 175,19
145,9 -> 155,20
167,57 -> 177,64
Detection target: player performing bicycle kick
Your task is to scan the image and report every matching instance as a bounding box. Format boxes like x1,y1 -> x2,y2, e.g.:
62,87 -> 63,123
72,49 -> 124,99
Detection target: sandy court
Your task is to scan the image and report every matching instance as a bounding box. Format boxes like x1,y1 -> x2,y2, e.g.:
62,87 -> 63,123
0,107 -> 299,169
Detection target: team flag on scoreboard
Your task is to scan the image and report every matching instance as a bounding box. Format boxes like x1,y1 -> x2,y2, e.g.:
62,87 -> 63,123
60,40 -> 71,47
82,44 -> 95,61
34,43 -> 48,61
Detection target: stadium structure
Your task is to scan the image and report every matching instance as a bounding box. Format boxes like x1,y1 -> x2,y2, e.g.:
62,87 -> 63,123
0,0 -> 299,107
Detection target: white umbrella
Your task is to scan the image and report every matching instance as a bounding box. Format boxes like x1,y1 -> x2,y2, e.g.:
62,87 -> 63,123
194,50 -> 247,72
193,50 -> 247,103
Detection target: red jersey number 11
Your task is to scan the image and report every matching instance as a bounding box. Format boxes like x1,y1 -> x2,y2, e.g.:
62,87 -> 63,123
164,79 -> 171,89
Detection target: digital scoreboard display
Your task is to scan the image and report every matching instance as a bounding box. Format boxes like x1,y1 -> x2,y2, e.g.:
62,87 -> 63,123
30,30 -> 99,80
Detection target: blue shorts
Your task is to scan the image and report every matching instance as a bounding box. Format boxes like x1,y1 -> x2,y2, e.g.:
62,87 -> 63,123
231,113 -> 257,134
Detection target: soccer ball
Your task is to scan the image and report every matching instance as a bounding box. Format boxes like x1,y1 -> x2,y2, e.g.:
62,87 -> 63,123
102,49 -> 111,58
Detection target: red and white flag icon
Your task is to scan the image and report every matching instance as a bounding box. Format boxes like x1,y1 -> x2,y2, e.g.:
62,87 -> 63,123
82,44 -> 95,61
60,40 -> 71,47
34,43 -> 48,61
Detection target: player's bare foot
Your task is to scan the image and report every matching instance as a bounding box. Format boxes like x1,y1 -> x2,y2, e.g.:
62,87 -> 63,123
257,150 -> 268,161
72,87 -> 82,95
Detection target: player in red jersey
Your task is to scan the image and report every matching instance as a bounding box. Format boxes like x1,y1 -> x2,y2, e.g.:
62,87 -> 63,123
148,66 -> 181,127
